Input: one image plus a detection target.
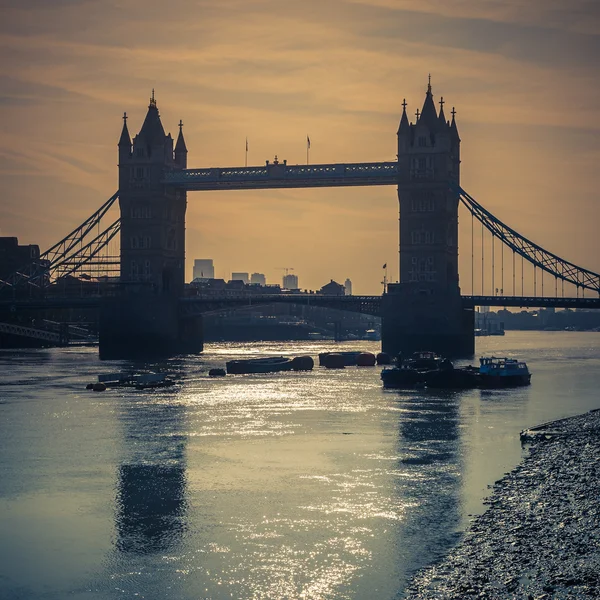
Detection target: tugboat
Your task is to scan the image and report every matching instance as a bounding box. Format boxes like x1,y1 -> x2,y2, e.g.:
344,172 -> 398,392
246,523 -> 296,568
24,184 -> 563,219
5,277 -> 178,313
381,351 -> 481,390
478,356 -> 531,387
381,351 -> 469,389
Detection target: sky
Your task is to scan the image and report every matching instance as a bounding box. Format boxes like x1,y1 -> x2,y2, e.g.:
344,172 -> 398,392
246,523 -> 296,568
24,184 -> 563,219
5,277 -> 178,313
0,0 -> 599,294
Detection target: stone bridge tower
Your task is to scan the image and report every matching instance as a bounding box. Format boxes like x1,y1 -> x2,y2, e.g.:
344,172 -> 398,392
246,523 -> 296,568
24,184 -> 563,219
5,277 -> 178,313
99,93 -> 202,358
381,80 -> 474,357
118,92 -> 187,295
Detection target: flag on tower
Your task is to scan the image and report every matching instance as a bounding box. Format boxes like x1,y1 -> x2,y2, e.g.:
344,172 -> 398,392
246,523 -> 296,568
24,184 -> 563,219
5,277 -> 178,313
382,263 -> 387,269
246,137 -> 248,151
307,135 -> 311,149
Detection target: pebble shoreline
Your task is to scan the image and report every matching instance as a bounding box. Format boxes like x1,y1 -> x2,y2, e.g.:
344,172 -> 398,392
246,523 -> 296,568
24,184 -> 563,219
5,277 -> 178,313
404,409 -> 600,599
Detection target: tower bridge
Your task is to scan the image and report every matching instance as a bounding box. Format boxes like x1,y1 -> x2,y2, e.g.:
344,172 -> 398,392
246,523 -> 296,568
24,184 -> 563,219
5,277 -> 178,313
2,82 -> 599,357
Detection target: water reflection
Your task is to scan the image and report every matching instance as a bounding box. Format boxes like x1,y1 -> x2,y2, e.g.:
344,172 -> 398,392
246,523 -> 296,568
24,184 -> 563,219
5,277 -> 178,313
114,379 -> 188,555
116,463 -> 186,554
392,390 -> 464,583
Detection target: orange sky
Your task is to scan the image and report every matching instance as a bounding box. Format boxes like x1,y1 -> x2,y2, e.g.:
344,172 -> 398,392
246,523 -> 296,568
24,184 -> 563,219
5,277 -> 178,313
1,0 -> 599,294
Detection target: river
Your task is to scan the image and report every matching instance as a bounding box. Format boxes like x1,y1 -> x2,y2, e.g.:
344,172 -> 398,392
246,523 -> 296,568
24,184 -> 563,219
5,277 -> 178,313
0,331 -> 598,599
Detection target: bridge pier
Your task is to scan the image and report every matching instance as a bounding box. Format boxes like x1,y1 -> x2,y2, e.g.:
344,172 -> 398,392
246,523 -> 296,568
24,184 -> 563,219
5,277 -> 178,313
99,295 -> 203,360
381,284 -> 474,358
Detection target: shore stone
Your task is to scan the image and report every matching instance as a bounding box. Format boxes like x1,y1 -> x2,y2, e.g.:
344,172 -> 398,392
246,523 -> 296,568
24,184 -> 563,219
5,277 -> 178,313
404,409 -> 600,599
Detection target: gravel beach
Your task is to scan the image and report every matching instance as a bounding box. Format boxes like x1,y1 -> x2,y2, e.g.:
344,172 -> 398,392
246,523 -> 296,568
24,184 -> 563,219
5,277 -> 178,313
404,409 -> 600,599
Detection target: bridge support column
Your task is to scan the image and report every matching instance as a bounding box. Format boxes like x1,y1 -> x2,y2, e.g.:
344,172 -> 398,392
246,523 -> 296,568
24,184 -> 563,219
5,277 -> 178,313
381,284 -> 474,358
99,295 -> 203,360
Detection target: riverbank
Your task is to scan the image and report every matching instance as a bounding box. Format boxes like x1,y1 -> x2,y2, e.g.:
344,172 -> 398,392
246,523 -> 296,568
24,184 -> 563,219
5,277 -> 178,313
404,409 -> 600,599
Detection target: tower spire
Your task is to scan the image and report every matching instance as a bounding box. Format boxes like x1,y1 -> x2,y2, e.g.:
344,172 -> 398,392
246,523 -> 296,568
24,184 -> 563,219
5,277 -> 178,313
175,118 -> 188,166
398,98 -> 410,134
149,88 -> 156,108
418,74 -> 438,128
450,106 -> 460,141
438,96 -> 446,124
118,111 -> 131,147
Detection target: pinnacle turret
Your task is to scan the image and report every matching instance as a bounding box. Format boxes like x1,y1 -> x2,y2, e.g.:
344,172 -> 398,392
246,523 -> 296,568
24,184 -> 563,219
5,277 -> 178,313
450,106 -> 460,142
418,74 -> 438,129
397,99 -> 410,135
438,96 -> 447,126
137,90 -> 166,145
175,119 -> 188,167
118,112 -> 131,147
175,120 -> 187,154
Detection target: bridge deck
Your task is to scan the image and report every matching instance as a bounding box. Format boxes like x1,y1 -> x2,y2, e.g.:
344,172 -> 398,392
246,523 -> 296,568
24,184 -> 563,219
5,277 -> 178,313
163,161 -> 399,191
180,294 -> 600,316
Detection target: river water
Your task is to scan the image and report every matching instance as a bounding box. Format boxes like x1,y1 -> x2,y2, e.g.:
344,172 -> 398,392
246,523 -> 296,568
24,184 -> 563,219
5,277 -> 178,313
0,331 -> 598,600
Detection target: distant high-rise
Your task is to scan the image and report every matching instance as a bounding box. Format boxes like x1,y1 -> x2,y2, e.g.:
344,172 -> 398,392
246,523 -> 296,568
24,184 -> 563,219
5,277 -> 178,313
193,259 -> 214,280
282,273 -> 299,289
231,272 -> 249,284
250,273 -> 266,285
344,278 -> 353,295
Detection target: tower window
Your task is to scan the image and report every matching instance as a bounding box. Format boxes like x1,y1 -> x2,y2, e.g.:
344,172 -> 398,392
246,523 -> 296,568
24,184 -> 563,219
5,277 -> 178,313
418,136 -> 427,147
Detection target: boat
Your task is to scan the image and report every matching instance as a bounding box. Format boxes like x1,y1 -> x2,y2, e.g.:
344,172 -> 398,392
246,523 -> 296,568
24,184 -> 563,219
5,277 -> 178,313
318,351 -> 363,367
381,351 -> 478,390
226,356 -> 294,374
380,365 -> 425,388
381,352 -> 531,390
478,356 -> 531,387
134,374 -> 176,389
92,372 -> 175,389
424,366 -> 479,389
381,351 -> 448,389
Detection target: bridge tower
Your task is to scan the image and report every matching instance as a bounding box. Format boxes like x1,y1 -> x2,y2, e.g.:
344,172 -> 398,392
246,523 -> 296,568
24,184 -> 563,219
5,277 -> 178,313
381,80 -> 474,357
99,93 -> 202,358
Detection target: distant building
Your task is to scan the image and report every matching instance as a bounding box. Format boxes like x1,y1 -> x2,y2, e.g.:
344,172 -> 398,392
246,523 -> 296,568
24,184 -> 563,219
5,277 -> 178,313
250,273 -> 266,286
344,278 -> 353,296
231,272 -> 249,284
282,273 -> 298,289
227,279 -> 246,291
193,259 -> 214,280
0,237 -> 41,281
319,280 -> 345,295
190,277 -> 226,291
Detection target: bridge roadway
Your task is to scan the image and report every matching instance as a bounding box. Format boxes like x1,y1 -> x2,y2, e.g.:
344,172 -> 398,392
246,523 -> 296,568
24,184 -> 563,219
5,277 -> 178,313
179,294 -> 600,316
1,295 -> 599,315
163,161 -> 400,191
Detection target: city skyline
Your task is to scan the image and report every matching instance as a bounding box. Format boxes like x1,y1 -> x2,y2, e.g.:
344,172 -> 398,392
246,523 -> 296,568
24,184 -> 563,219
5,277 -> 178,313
1,1 -> 599,294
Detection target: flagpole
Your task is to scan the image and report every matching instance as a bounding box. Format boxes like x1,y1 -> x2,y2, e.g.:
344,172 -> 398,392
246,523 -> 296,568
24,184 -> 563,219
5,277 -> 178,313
245,137 -> 248,167
306,135 -> 310,165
